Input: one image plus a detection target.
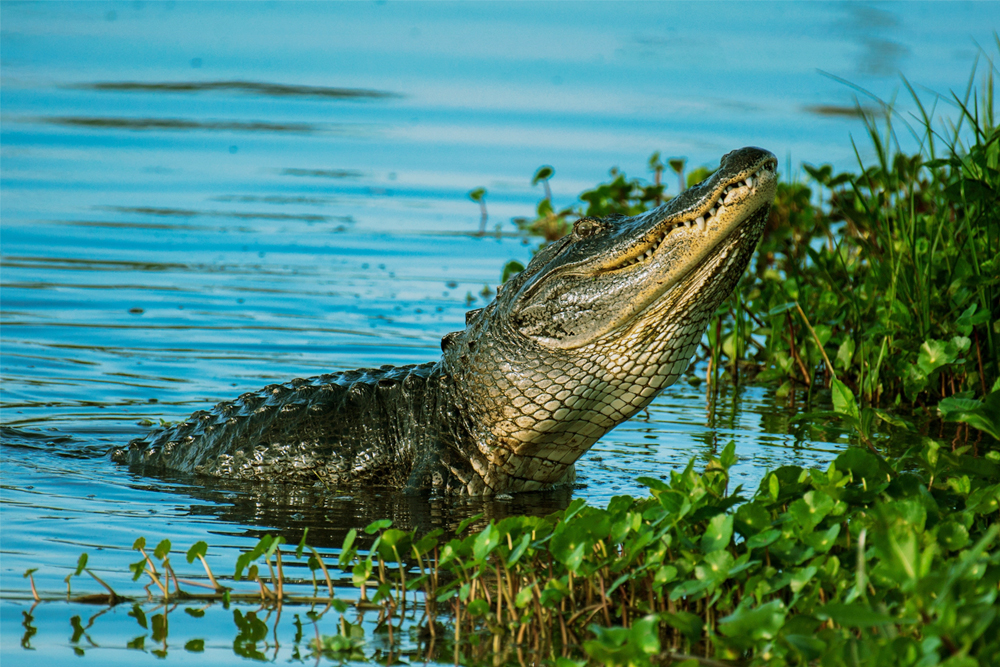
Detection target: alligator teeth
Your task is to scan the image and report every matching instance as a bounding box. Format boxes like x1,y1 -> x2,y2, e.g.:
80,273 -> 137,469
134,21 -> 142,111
709,207 -> 717,217
695,217 -> 706,232
746,175 -> 754,188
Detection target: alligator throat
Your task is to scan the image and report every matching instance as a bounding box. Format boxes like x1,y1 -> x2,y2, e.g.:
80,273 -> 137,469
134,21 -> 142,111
111,147 -> 778,495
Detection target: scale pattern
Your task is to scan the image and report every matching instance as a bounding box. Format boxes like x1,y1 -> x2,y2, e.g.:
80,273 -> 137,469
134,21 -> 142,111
112,147 -> 777,495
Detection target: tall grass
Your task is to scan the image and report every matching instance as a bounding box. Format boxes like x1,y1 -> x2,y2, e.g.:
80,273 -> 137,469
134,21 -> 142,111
751,54 -> 998,411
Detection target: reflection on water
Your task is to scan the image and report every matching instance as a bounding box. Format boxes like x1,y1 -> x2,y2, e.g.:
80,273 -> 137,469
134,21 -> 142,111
2,1 -> 996,663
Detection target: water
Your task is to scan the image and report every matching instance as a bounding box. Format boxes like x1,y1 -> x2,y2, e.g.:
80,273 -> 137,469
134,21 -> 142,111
2,2 -> 997,663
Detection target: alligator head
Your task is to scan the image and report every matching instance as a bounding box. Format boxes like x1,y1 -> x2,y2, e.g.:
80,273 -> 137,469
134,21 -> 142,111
442,147 -> 777,494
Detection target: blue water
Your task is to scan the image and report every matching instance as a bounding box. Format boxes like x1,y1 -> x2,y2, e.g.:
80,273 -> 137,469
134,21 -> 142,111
2,2 -> 997,664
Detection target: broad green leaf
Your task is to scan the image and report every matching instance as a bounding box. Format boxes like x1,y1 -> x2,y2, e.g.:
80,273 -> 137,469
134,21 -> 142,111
804,523 -> 841,552
466,598 -> 490,617
700,513 -> 734,553
153,539 -> 171,560
917,339 -> 958,375
456,513 -> 483,535
789,490 -> 834,532
363,519 -> 392,535
719,599 -> 786,641
790,565 -> 817,594
186,541 -> 208,563
836,337 -> 855,371
831,379 -> 860,422
735,501 -> 771,537
746,528 -> 781,550
473,523 -> 500,562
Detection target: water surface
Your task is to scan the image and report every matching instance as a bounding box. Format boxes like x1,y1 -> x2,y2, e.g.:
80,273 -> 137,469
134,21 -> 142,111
2,2 -> 997,663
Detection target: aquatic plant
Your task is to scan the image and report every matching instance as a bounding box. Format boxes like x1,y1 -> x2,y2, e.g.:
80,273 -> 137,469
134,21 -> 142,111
20,381 -> 1000,665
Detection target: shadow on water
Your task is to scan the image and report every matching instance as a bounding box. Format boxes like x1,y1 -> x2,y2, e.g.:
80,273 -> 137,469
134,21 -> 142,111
73,80 -> 402,100
35,116 -> 323,133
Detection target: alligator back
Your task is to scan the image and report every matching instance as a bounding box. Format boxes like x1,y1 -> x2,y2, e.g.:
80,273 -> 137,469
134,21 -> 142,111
112,362 -> 447,489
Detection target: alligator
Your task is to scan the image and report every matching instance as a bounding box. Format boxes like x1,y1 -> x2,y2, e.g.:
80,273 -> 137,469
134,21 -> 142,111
112,146 -> 778,496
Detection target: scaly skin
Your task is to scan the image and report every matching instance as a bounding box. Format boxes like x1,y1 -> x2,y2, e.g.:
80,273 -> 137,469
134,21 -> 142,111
112,147 -> 778,495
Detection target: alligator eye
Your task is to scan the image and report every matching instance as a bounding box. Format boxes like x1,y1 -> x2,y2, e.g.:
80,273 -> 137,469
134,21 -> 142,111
573,217 -> 603,238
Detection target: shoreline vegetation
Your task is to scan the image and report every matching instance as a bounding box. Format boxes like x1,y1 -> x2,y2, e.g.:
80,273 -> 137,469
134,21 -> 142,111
509,54 -> 998,441
10,53 -> 1000,667
17,436 -> 1000,665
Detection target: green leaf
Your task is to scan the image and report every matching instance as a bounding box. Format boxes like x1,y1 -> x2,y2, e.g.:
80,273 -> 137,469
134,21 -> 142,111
700,513 -> 734,553
507,533 -> 531,567
831,378 -> 860,422
661,611 -> 703,644
129,558 -> 146,581
296,529 -> 309,559
74,553 -> 88,576
719,599 -> 786,643
939,393 -> 1000,440
466,598 -> 490,617
363,519 -> 392,535
768,302 -> 798,316
804,523 -> 841,553
153,539 -> 171,560
834,447 -> 886,490
339,528 -> 357,567
815,602 -> 893,627
532,165 -> 554,184
936,520 -> 970,552
917,339 -> 958,375
501,260 -> 524,284
735,501 -> 771,537
186,541 -> 208,564
789,490 -> 834,532
473,523 -> 500,562
456,513 -> 483,535
184,639 -> 205,652
790,565 -> 818,594
785,634 -> 827,660
835,337 -> 855,371
746,528 -> 781,550
719,440 -> 738,469
467,187 -> 486,203
515,584 -> 535,608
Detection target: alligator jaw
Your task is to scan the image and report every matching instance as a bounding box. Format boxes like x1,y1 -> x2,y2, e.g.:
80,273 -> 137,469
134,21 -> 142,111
602,153 -> 778,274
509,147 -> 778,350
